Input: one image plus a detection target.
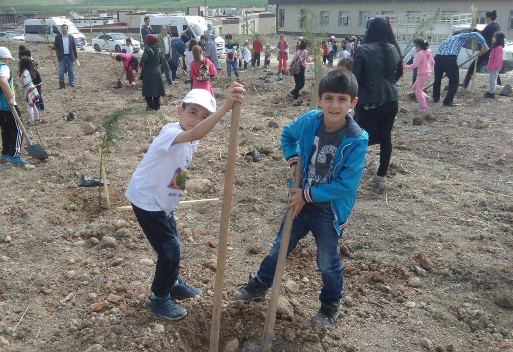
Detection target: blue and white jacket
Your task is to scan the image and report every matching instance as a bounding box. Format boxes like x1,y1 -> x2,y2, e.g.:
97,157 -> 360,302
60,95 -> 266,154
0,61 -> 13,112
281,109 -> 368,235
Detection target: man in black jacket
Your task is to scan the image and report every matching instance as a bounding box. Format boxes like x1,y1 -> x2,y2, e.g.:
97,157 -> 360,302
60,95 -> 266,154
52,24 -> 77,88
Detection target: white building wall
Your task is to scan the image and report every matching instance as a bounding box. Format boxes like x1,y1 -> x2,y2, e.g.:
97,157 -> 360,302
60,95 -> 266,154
276,1 -> 513,39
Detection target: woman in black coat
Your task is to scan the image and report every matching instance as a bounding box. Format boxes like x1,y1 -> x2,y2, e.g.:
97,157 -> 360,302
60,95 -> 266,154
140,34 -> 165,111
352,17 -> 403,190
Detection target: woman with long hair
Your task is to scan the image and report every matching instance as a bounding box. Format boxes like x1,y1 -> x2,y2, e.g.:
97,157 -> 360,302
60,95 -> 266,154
463,10 -> 501,88
189,45 -> 217,95
287,40 -> 312,101
352,17 -> 402,190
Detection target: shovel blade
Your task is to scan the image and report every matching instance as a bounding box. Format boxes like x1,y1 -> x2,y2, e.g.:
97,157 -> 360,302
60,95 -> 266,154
25,144 -> 48,160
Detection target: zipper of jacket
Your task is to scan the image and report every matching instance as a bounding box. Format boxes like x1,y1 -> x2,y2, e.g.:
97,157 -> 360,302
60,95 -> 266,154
329,141 -> 355,234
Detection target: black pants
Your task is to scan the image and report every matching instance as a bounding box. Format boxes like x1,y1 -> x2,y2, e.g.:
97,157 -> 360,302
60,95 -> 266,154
407,57 -> 417,85
35,85 -> 44,111
0,108 -> 23,158
355,100 -> 398,177
433,54 -> 459,105
290,68 -> 306,100
132,204 -> 180,297
145,97 -> 161,111
251,52 -> 261,66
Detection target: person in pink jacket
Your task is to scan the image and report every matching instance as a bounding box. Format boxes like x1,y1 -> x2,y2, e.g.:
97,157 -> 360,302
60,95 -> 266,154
189,45 -> 217,96
404,38 -> 434,111
484,32 -> 505,99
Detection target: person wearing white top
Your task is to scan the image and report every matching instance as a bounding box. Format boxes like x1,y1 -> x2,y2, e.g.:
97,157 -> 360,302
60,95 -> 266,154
126,85 -> 245,321
158,27 -> 172,85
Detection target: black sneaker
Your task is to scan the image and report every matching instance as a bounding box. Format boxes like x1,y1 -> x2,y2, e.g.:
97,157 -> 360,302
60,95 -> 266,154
312,301 -> 340,327
149,294 -> 187,321
483,92 -> 495,99
170,276 -> 202,300
233,275 -> 268,301
442,102 -> 460,107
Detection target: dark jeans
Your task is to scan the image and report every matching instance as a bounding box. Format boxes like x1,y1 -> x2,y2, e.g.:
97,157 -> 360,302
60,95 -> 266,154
226,60 -> 238,78
58,54 -> 75,85
35,85 -> 44,111
169,62 -> 178,81
355,100 -> 398,177
407,57 -> 417,85
251,52 -> 261,66
0,107 -> 23,158
145,97 -> 161,111
256,204 -> 344,303
290,68 -> 306,99
433,54 -> 459,105
131,204 -> 180,297
463,52 -> 501,88
161,53 -> 171,83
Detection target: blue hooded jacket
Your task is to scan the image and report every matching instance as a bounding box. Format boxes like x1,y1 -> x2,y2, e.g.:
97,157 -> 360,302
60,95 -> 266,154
281,109 -> 368,235
0,61 -> 13,112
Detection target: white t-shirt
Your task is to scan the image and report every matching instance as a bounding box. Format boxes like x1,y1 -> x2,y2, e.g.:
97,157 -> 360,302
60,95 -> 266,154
125,45 -> 134,54
63,35 -> 70,55
22,69 -> 32,86
125,122 -> 198,215
0,64 -> 16,104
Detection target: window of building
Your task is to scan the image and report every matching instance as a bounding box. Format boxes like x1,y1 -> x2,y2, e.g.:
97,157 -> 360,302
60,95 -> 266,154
359,11 -> 370,27
278,8 -> 285,28
338,11 -> 349,26
381,11 -> 394,16
477,11 -> 487,24
299,9 -> 306,29
320,11 -> 329,26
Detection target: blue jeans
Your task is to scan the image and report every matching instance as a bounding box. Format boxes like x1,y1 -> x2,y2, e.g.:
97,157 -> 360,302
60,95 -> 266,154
256,204 -> 344,303
131,204 -> 180,297
226,60 -> 238,78
58,55 -> 75,85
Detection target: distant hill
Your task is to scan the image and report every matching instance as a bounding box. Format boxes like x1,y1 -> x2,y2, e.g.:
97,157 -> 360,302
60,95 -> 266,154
1,0 -> 267,13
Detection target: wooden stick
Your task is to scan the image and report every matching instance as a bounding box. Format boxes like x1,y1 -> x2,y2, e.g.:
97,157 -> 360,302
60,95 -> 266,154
469,4 -> 478,91
208,102 -> 242,352
310,58 -> 324,110
13,306 -> 29,333
262,158 -> 302,350
115,197 -> 220,210
100,159 -> 111,209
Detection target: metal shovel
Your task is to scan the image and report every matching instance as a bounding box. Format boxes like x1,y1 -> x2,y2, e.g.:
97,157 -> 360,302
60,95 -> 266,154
9,104 -> 48,160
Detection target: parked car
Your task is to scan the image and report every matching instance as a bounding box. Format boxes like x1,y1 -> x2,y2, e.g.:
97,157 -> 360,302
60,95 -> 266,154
24,18 -> 87,48
0,31 -> 25,42
91,33 -> 140,53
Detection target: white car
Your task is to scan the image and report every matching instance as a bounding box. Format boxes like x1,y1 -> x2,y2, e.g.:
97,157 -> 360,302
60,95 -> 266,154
91,33 -> 140,53
0,31 -> 25,42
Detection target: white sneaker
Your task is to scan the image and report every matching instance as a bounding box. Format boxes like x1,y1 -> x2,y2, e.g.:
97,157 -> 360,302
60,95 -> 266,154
371,175 -> 387,191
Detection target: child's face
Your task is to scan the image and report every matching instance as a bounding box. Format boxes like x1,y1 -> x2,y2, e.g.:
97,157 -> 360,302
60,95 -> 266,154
492,35 -> 496,43
178,103 -> 211,131
318,92 -> 358,124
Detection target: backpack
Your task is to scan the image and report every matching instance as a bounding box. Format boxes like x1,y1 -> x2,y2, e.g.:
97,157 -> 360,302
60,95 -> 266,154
288,50 -> 304,75
197,59 -> 210,81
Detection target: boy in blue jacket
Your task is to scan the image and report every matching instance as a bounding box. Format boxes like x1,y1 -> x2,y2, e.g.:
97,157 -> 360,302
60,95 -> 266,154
233,69 -> 368,326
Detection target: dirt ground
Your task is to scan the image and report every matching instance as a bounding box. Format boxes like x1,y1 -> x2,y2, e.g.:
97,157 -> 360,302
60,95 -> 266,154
0,43 -> 512,352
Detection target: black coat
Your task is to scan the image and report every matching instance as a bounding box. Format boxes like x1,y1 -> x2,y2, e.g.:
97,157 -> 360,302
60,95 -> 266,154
352,42 -> 400,107
54,34 -> 77,61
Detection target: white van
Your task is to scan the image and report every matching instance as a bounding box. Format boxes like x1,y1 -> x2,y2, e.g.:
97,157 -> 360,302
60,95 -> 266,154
24,17 -> 88,48
139,14 -> 225,57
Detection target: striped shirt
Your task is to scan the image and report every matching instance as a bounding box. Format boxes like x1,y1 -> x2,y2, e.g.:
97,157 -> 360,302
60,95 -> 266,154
437,32 -> 486,56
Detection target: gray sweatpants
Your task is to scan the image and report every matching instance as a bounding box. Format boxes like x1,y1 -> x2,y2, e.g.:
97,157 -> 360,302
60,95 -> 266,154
488,70 -> 499,94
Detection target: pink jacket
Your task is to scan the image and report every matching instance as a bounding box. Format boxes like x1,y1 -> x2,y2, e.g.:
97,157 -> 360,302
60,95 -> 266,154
487,46 -> 503,72
405,49 -> 434,75
190,57 -> 217,95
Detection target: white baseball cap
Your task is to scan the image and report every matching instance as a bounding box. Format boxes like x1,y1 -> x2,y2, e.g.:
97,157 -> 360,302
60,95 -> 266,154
0,47 -> 15,60
182,89 -> 217,113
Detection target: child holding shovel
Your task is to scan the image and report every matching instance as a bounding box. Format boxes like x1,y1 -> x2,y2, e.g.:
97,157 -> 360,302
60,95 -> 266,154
126,83 -> 245,321
233,69 -> 368,327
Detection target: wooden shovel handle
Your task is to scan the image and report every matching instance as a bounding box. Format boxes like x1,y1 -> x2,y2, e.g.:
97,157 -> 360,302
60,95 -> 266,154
208,102 -> 242,352
262,158 -> 302,348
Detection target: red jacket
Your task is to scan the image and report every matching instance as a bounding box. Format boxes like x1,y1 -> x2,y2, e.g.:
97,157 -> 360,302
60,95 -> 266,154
252,39 -> 263,54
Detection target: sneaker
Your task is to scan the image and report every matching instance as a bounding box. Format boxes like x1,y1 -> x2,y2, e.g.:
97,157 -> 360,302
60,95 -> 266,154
312,301 -> 340,327
149,294 -> 187,321
442,102 -> 460,107
418,107 -> 429,112
170,276 -> 202,300
483,92 -> 495,99
59,81 -> 65,89
233,275 -> 268,301
1,154 -> 27,166
371,175 -> 387,191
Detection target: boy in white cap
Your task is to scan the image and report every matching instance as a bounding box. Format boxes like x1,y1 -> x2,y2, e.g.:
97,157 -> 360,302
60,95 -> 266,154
126,83 -> 245,321
0,47 -> 25,166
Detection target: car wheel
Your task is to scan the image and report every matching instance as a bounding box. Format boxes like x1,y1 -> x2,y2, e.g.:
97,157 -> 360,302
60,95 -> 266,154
115,45 -> 121,52
94,44 -> 100,52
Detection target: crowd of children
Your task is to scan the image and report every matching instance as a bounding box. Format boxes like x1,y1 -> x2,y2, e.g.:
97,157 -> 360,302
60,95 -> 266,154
0,12 -> 510,339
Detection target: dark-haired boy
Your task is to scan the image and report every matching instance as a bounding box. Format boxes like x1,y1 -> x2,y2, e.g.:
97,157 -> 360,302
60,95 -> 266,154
126,84 -> 245,321
233,70 -> 368,326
